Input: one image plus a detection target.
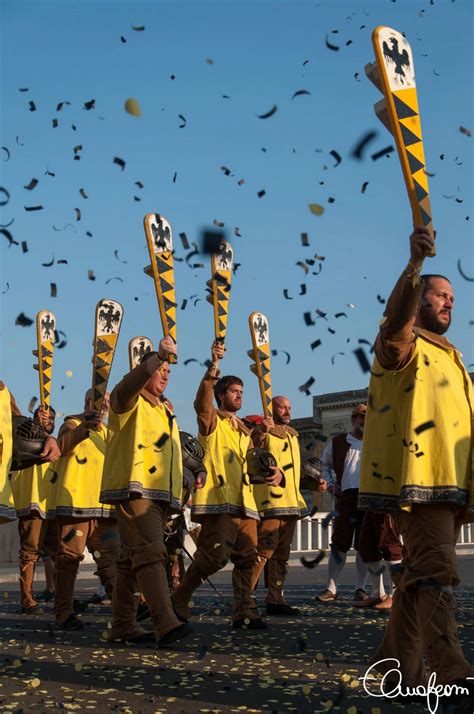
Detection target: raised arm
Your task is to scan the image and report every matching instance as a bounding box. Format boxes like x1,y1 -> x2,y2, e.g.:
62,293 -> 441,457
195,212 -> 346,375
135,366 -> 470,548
375,226 -> 434,371
194,341 -> 224,436
111,337 -> 176,414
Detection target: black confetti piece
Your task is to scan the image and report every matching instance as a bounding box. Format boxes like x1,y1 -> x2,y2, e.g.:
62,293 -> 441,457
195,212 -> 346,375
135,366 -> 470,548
154,433 -> 170,449
113,156 -> 126,171
24,205 -> 44,211
371,145 -> 395,161
325,34 -> 340,51
291,89 -> 311,99
299,376 -> 315,395
457,259 -> 474,281
301,550 -> 326,568
310,339 -> 322,350
0,187 -> 11,206
28,100 -> 36,111
353,347 -> 371,372
257,189 -> 266,198
330,149 -> 342,166
1,228 -> 17,246
131,24 -> 145,31
75,456 -> 87,465
257,105 -> 278,119
283,289 -> 293,300
54,330 -> 68,349
301,232 -> 310,246
24,178 -> 38,190
351,130 -> 378,160
83,99 -> 96,110
50,283 -> 57,298
414,420 -> 435,435
178,114 -> 187,128
361,181 -> 369,193
15,312 -> 34,327
27,396 -> 38,413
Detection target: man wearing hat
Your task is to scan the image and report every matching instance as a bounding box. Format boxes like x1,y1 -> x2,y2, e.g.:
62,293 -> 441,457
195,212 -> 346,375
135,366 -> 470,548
316,404 -> 369,604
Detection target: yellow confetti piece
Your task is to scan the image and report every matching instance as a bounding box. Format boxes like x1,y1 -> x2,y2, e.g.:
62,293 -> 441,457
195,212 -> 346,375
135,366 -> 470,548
341,673 -> 351,682
12,659 -> 22,668
276,580 -> 282,586
66,370 -> 73,377
101,631 -> 109,640
213,543 -> 221,549
308,203 -> 325,216
175,548 -> 181,555
30,678 -> 41,688
93,550 -> 101,559
347,707 -> 358,714
244,618 -> 250,625
74,663 -> 83,672
3,590 -> 9,598
107,621 -> 112,630
371,709 -> 382,714
315,652 -> 324,661
75,529 -> 83,536
350,679 -> 360,689
124,98 -> 142,117
302,684 -> 311,695
214,609 -> 221,615
25,645 -> 31,655
189,601 -> 195,608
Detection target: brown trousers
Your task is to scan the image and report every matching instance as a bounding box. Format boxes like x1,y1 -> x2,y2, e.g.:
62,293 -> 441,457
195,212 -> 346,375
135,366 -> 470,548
55,516 -> 119,625
373,504 -> 473,686
331,488 -> 364,552
358,512 -> 403,563
18,516 -> 59,608
111,498 -> 181,640
173,513 -> 259,621
250,517 -> 297,604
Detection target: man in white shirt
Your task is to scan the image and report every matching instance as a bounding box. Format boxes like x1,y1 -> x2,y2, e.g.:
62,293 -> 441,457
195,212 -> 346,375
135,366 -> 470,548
316,404 -> 369,604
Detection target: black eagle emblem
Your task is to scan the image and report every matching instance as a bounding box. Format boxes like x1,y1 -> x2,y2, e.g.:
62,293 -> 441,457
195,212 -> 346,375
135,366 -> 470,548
383,37 -> 410,85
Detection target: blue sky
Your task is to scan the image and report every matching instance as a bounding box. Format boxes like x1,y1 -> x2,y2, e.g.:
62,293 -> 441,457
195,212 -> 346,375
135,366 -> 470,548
1,0 -> 472,433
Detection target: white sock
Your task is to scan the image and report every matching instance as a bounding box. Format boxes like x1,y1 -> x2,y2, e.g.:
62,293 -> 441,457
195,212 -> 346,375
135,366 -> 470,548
366,560 -> 385,599
355,551 -> 368,591
384,560 -> 401,596
327,550 -> 347,593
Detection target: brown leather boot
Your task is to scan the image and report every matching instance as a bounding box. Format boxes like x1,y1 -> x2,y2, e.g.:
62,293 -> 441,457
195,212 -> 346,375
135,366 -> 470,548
171,561 -> 205,621
19,560 -> 37,610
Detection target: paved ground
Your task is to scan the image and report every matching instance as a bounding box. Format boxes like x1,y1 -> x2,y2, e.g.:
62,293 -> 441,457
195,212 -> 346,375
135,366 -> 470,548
1,558 -> 473,713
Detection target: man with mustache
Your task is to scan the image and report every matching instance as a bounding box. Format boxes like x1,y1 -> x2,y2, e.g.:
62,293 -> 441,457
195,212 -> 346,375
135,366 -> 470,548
358,226 -> 473,701
172,340 -> 281,629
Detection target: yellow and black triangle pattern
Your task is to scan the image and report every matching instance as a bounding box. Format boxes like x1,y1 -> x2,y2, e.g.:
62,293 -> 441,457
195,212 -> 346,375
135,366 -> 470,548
129,336 -> 154,369
390,87 -> 433,234
92,300 -> 123,411
248,312 -> 273,417
210,252 -> 232,342
36,310 -> 55,408
143,213 -> 177,361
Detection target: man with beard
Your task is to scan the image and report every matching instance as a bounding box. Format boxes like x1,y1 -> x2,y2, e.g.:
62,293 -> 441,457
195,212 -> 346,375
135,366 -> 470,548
172,340 -> 282,630
316,404 -> 369,605
358,226 -> 473,700
249,396 -> 308,616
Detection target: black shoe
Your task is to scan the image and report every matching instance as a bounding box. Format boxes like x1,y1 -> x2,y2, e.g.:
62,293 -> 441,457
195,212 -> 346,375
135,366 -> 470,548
73,599 -> 89,613
21,604 -> 40,615
35,589 -> 55,602
59,614 -> 84,630
157,623 -> 193,648
136,603 -> 151,623
266,602 -> 300,616
111,630 -> 156,644
232,618 -> 267,630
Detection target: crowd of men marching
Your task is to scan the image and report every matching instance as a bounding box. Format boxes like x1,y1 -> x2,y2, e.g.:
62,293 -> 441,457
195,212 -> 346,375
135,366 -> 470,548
0,226 -> 473,707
